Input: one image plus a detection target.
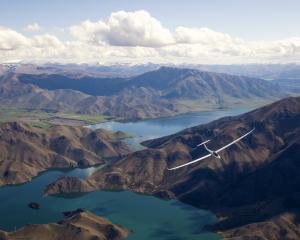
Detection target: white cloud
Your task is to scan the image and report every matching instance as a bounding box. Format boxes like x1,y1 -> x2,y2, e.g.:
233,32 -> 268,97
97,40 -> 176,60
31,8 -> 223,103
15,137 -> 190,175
1,10 -> 300,64
32,34 -> 62,48
70,10 -> 174,47
175,27 -> 243,45
0,27 -> 29,51
24,22 -> 42,32
69,20 -> 108,44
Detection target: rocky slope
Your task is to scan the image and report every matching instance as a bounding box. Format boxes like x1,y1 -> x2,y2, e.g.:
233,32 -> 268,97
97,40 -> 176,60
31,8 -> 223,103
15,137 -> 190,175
45,97 -> 300,239
0,209 -> 130,240
1,66 -> 289,120
0,121 -> 130,186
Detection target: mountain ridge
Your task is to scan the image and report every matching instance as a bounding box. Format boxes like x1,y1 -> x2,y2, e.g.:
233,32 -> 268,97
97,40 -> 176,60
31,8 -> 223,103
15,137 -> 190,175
0,67 -> 289,120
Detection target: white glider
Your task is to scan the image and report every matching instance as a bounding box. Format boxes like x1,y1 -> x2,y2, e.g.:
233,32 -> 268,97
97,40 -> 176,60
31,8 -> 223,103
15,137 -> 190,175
167,128 -> 255,170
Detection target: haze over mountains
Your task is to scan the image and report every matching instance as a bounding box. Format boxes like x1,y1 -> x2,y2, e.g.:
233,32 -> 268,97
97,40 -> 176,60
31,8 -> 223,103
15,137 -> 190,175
272,78 -> 300,93
45,96 -> 300,240
0,66 -> 289,120
3,63 -> 300,79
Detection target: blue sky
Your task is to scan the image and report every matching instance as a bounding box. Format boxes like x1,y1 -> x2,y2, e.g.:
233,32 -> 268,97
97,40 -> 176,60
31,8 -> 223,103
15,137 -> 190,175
1,0 -> 300,64
1,0 -> 299,40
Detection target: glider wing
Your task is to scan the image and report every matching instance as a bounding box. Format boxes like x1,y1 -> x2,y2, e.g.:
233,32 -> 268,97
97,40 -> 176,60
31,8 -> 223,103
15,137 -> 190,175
216,128 -> 255,153
167,153 -> 212,170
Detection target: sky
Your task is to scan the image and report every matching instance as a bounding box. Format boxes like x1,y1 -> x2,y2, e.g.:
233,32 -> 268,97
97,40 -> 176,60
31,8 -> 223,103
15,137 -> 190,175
1,0 -> 300,64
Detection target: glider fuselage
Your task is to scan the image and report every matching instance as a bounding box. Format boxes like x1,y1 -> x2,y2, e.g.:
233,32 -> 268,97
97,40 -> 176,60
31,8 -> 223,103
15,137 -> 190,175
203,143 -> 221,159
212,151 -> 221,159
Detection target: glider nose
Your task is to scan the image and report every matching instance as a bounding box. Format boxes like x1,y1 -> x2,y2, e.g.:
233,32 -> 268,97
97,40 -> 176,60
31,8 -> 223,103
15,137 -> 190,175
212,152 -> 221,159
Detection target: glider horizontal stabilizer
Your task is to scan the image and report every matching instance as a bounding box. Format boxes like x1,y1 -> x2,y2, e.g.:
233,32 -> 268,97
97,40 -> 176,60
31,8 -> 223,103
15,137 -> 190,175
197,140 -> 210,147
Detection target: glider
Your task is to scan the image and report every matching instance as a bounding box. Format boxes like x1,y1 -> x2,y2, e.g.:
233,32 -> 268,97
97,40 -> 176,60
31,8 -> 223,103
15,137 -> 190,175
167,128 -> 255,170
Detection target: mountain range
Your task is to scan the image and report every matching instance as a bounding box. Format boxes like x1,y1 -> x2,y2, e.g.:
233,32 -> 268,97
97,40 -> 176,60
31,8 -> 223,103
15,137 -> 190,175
45,96 -> 300,240
0,67 -> 289,120
2,63 -> 300,80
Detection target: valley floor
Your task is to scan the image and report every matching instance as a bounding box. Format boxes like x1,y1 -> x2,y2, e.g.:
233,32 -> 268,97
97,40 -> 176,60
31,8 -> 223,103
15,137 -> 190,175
0,107 -> 109,128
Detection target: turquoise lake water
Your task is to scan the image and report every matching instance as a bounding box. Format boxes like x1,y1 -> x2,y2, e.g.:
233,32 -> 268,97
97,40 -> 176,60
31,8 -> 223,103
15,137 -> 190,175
0,108 -> 251,239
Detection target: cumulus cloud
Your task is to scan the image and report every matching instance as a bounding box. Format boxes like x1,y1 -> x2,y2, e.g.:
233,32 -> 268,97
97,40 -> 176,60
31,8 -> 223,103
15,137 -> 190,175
70,10 -> 174,47
32,34 -> 62,48
1,10 -> 300,64
175,27 -> 242,45
0,27 -> 29,51
23,22 -> 42,32
69,20 -> 108,44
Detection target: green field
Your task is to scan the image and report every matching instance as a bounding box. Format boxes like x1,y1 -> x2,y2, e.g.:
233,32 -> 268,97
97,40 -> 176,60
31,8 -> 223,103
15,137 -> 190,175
0,108 -> 108,128
56,113 -> 107,124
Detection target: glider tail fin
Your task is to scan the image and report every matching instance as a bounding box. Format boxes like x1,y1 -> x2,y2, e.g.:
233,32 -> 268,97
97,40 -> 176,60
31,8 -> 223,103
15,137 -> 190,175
197,140 -> 212,153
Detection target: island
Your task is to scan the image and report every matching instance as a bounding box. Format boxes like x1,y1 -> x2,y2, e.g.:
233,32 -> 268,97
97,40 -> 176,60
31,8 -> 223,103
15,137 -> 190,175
28,202 -> 40,210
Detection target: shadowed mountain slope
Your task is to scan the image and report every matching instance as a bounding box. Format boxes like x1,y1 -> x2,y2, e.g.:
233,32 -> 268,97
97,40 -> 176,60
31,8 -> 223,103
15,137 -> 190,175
20,66 -> 285,100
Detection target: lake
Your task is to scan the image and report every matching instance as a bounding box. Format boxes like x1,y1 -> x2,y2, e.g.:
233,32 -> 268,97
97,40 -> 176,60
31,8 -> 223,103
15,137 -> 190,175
89,108 -> 251,150
0,108 -> 252,240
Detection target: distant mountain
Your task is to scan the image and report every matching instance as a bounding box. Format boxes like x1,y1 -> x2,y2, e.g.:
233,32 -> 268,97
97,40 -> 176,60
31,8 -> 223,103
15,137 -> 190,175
0,62 -> 159,78
129,67 -> 284,100
20,66 -> 285,98
272,78 -> 300,93
3,63 -> 300,80
1,67 -> 289,120
45,97 -> 300,239
19,73 -> 127,96
189,63 -> 300,80
0,73 -> 180,120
